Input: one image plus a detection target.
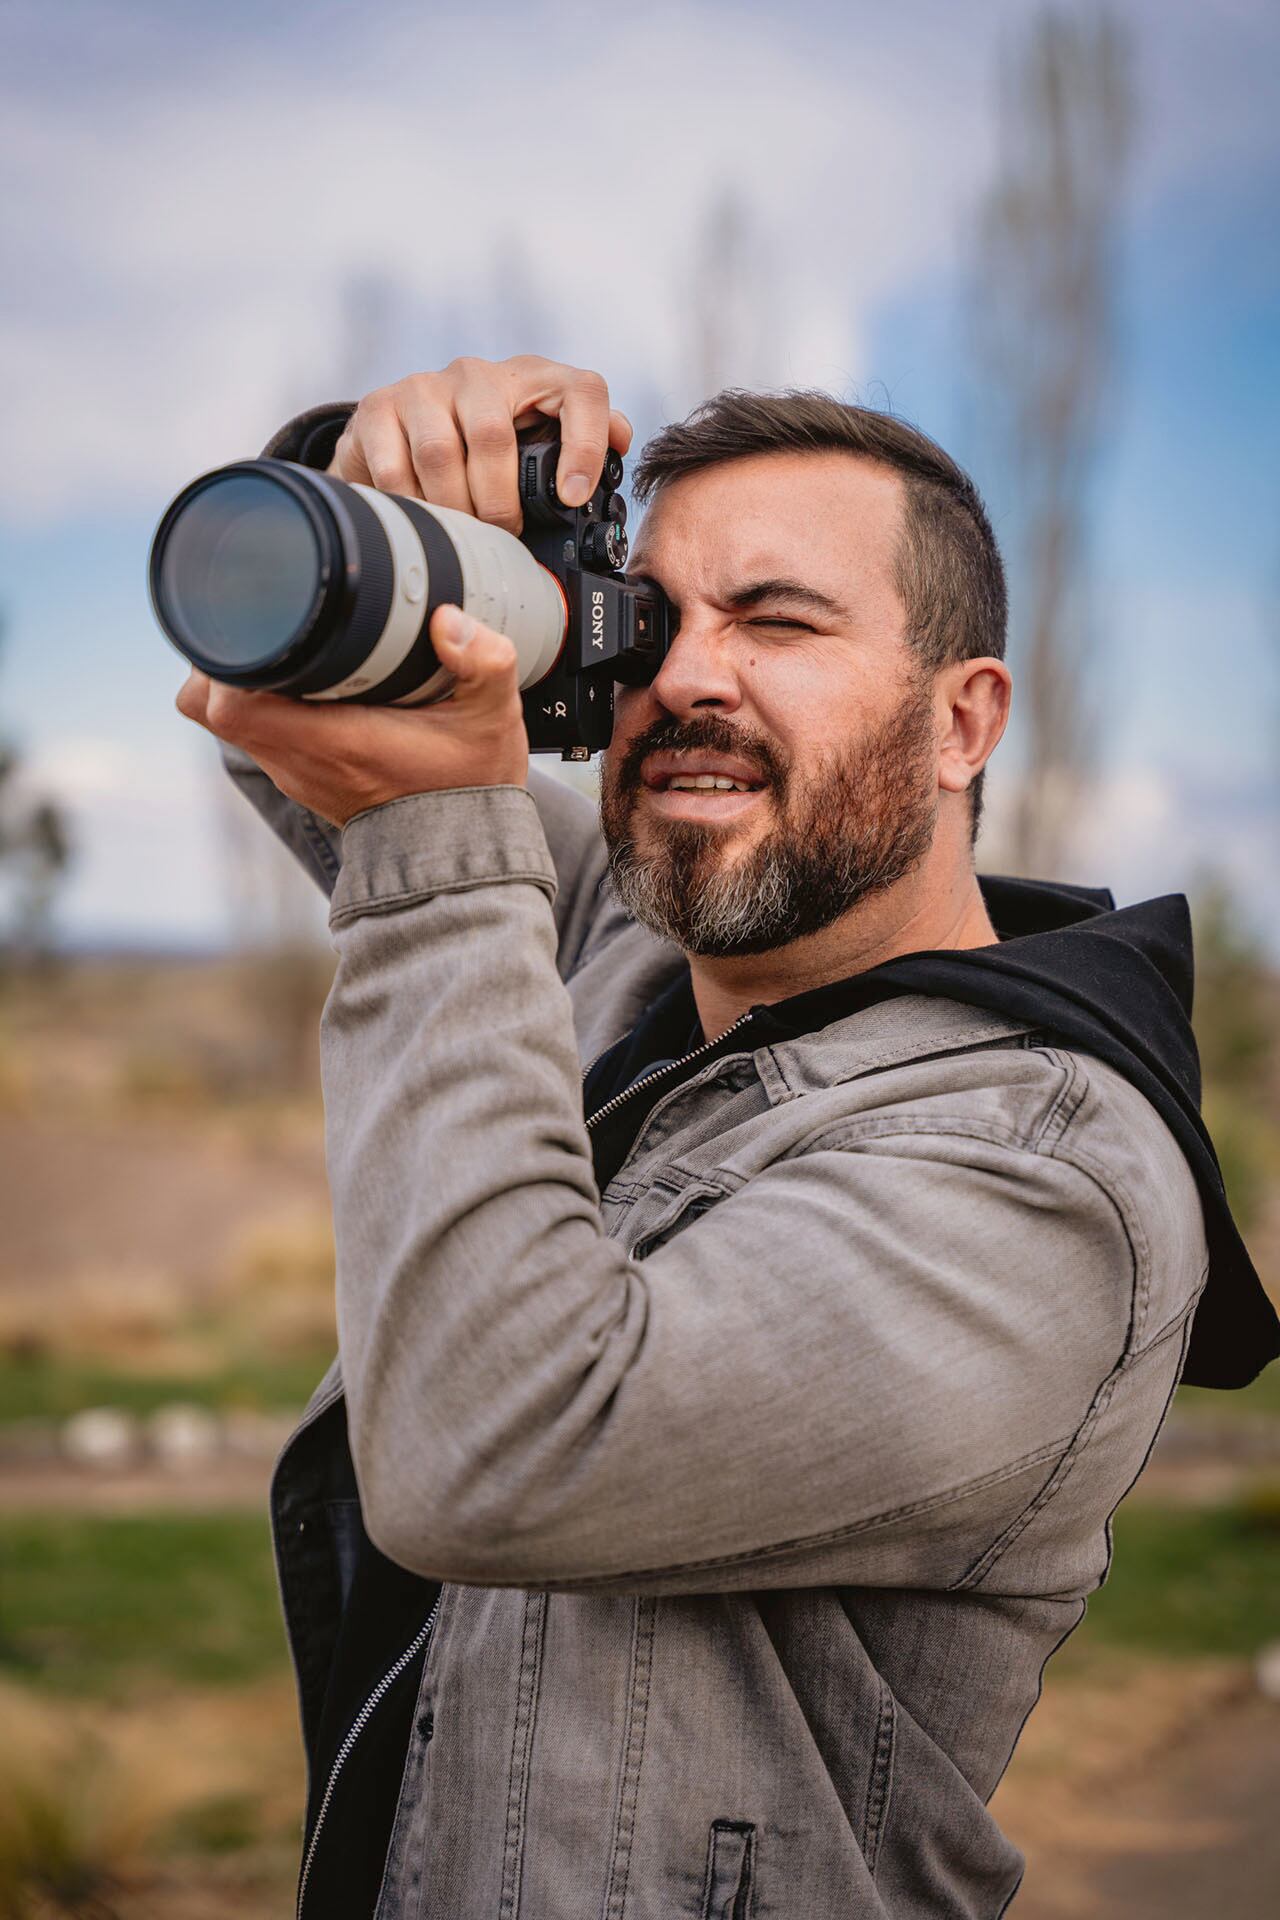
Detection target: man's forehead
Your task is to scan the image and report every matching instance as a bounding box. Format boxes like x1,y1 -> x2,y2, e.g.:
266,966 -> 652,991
628,450 -> 904,596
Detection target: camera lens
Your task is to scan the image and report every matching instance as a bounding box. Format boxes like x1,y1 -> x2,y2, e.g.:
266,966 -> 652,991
151,459 -> 568,703
155,471 -> 323,673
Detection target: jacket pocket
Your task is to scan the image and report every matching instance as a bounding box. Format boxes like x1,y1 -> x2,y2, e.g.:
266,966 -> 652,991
700,1819 -> 755,1920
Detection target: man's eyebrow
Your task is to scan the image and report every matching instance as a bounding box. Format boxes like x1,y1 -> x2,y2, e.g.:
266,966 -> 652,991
726,578 -> 851,620
624,570 -> 852,622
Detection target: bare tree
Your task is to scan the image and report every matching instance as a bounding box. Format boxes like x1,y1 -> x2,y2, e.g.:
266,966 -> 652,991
213,758 -> 332,1093
686,188 -> 781,405
0,615 -> 72,967
971,10 -> 1133,875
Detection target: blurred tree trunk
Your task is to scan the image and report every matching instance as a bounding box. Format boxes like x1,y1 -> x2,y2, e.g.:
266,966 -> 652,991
972,10 -> 1133,876
215,760 -> 332,1094
0,616 -> 73,970
688,189 -> 780,404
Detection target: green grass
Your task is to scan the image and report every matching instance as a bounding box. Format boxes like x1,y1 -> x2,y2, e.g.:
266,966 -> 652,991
0,1347 -> 333,1423
0,1512 -> 288,1699
1176,1363 -> 1280,1421
1082,1497 -> 1280,1659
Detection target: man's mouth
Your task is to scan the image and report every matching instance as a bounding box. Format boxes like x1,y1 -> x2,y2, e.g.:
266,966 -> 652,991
635,752 -> 771,823
640,752 -> 769,796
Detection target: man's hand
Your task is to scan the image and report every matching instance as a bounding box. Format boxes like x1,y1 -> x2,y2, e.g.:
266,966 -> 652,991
176,605 -> 527,827
328,355 -> 633,532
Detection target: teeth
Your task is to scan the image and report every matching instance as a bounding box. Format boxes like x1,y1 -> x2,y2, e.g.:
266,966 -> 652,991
667,775 -> 755,792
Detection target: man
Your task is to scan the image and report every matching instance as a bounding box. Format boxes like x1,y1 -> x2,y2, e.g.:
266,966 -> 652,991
179,355 -> 1277,1918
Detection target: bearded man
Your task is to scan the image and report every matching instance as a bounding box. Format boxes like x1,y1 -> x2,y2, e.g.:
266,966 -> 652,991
178,355 -> 1277,1920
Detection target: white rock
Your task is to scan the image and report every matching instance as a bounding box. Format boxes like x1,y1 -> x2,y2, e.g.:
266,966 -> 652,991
62,1406 -> 140,1467
147,1402 -> 222,1466
1256,1641 -> 1280,1702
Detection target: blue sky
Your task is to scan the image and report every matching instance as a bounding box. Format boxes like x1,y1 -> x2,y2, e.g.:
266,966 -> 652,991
1,0 -> 1277,948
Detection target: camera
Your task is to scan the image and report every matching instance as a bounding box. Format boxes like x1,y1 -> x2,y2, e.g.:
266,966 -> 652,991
148,433 -> 673,757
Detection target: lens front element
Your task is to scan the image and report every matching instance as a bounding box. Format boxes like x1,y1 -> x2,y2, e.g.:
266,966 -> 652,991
156,472 -> 323,672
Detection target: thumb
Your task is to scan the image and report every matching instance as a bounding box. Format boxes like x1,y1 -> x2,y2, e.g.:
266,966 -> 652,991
431,605 -> 520,699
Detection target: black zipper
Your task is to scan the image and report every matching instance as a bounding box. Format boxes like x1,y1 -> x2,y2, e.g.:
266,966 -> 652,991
583,1010 -> 758,1131
296,1591 -> 442,1919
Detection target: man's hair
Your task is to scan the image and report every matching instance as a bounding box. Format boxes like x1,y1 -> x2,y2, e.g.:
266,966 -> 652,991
631,390 -> 1007,842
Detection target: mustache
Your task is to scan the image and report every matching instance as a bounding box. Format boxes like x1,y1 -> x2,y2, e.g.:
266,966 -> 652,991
608,713 -> 787,796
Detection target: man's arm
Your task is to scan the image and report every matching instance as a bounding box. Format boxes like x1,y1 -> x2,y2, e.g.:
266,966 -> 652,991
223,737 -> 616,983
319,789 -> 1154,1598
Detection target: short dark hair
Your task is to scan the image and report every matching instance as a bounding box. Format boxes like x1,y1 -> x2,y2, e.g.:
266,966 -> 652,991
632,390 -> 1007,841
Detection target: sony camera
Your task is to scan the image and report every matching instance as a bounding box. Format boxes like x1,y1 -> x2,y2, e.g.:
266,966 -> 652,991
148,432 -> 673,757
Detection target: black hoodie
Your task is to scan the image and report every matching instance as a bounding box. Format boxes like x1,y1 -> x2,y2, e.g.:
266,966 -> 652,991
584,875 -> 1280,1392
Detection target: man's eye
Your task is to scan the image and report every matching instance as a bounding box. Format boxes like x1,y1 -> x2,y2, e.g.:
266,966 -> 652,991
746,616 -> 812,632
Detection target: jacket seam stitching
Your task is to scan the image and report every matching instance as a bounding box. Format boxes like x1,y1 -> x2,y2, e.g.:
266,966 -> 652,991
764,1022 -> 1035,1095
952,1369 -> 1124,1591
602,1596 -> 657,1920
863,1679 -> 895,1876
953,1300 -> 1197,1595
548,1440 -> 1069,1589
498,1591 -> 546,1920
1029,1048 -> 1087,1148
299,811 -> 341,881
1040,1132 -> 1153,1353
330,869 -> 556,926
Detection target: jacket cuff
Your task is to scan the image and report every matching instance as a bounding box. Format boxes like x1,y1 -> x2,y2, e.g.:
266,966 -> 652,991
330,786 -> 559,928
262,404 -> 356,468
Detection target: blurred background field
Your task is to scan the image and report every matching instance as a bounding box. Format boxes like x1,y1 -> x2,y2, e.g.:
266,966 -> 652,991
2,0 -> 1279,1914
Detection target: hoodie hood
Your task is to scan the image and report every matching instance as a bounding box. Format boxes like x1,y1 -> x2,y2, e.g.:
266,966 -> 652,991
585,876 -> 1279,1391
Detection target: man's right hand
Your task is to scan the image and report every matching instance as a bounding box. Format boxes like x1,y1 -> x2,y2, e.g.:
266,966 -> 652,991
328,355 -> 633,535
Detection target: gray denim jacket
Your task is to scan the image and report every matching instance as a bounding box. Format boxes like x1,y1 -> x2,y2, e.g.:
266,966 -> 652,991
228,754 -> 1207,1918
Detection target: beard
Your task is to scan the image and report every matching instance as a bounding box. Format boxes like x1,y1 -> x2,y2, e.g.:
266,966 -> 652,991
599,683 -> 939,958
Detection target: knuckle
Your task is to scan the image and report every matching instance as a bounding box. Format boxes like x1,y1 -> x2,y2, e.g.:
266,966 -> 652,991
410,429 -> 459,475
467,411 -> 515,457
205,685 -> 238,730
395,371 -> 443,403
471,492 -> 520,532
366,450 -> 409,491
570,367 -> 609,403
354,387 -> 394,423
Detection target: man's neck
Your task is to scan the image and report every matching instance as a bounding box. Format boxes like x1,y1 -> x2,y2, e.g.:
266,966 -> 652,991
688,869 -> 999,1042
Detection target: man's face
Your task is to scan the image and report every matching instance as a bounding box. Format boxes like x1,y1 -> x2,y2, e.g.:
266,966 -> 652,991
600,451 -> 941,957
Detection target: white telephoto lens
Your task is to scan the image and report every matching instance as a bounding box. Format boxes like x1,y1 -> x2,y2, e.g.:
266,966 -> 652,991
301,486 -> 566,705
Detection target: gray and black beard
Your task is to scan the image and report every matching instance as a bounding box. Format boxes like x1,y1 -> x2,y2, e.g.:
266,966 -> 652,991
599,687 -> 939,958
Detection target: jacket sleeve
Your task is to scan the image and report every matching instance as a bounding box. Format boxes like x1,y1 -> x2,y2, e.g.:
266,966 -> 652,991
321,786 -> 1146,1597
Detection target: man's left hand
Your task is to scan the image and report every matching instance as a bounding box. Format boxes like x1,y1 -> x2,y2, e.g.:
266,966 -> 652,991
176,605 -> 529,826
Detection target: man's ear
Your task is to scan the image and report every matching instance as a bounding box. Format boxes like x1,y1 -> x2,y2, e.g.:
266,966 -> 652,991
936,658 -> 1011,795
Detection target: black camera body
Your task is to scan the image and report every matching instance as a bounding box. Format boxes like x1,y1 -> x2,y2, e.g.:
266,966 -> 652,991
512,435 -> 671,758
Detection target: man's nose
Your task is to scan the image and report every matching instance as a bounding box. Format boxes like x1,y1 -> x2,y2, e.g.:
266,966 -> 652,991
648,618 -> 742,719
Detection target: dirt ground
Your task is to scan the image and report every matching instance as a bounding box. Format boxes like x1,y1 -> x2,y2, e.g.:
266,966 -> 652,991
0,1106 -> 327,1306
995,1657 -> 1280,1916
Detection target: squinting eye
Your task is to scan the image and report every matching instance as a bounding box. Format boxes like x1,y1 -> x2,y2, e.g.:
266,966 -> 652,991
747,616 -> 811,632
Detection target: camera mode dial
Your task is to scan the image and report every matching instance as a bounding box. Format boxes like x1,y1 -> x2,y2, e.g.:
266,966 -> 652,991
581,520 -> 628,570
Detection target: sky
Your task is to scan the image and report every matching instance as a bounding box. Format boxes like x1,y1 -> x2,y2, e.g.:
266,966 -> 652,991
1,0 -> 1277,951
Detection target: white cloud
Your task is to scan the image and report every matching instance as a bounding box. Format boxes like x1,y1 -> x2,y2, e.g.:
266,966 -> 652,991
0,4 -> 993,521
4,1 -> 1274,522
